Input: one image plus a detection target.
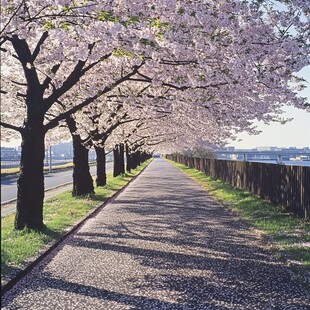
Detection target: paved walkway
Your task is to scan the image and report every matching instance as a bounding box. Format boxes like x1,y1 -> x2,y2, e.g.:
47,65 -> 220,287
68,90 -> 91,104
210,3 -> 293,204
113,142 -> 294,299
1,159 -> 309,309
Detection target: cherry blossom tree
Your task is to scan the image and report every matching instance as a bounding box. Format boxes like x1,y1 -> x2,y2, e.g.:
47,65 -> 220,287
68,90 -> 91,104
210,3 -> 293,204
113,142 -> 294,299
0,1 -> 151,230
69,100 -> 136,190
1,0 -> 309,230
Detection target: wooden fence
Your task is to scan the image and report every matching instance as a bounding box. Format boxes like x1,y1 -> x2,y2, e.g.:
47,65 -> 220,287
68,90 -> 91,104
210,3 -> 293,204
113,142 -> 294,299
167,154 -> 310,220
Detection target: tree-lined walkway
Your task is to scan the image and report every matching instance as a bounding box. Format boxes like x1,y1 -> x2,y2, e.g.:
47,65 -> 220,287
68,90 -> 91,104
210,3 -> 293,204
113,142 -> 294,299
1,159 -> 309,309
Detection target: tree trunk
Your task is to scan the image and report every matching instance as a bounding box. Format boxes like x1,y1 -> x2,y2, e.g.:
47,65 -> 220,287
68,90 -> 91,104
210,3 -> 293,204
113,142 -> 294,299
113,145 -> 121,177
141,152 -> 150,163
66,117 -> 94,196
137,151 -> 141,167
119,143 -> 125,174
131,152 -> 136,170
72,136 -> 94,196
15,126 -> 45,230
126,144 -> 131,173
95,146 -> 106,186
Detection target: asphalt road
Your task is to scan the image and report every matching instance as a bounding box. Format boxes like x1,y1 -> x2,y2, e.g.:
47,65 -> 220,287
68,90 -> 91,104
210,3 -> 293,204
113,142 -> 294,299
1,162 -> 113,205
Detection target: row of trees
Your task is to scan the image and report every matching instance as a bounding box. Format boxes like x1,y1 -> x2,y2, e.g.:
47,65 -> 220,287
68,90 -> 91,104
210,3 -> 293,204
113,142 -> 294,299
1,0 -> 309,230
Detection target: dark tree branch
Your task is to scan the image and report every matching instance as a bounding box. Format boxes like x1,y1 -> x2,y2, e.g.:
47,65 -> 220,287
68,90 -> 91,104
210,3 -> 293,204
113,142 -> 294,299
0,0 -> 25,36
32,31 -> 48,62
41,62 -> 62,91
16,92 -> 27,98
43,46 -> 112,112
159,59 -> 198,66
44,62 -> 144,132
10,35 -> 41,90
11,80 -> 27,86
130,69 -> 229,91
0,121 -> 23,133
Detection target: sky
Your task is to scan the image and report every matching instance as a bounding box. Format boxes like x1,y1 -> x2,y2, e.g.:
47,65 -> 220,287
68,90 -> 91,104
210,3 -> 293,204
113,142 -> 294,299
227,1 -> 310,149
227,66 -> 310,149
228,105 -> 310,149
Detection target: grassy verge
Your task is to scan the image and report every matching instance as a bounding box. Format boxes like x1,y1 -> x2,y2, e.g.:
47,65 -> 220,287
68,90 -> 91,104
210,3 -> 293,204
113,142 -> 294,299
169,160 -> 309,280
1,160 -> 151,281
1,168 -> 20,177
1,164 -> 73,178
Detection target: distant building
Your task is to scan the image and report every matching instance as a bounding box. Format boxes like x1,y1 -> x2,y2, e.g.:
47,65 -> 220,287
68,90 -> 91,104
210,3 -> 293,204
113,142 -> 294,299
0,147 -> 20,159
49,141 -> 96,160
256,146 -> 279,151
52,142 -> 73,158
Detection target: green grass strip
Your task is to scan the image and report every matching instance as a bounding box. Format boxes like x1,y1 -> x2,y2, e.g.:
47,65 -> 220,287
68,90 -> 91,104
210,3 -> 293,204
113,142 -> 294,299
1,161 -> 151,280
168,160 -> 310,271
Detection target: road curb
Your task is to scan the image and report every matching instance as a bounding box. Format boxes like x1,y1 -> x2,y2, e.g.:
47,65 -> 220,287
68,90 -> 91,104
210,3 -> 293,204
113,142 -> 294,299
1,162 -> 151,296
1,167 -> 112,212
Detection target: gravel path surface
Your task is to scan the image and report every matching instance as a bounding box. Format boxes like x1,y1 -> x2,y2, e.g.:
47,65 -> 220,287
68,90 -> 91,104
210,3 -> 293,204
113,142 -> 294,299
1,159 -> 309,309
